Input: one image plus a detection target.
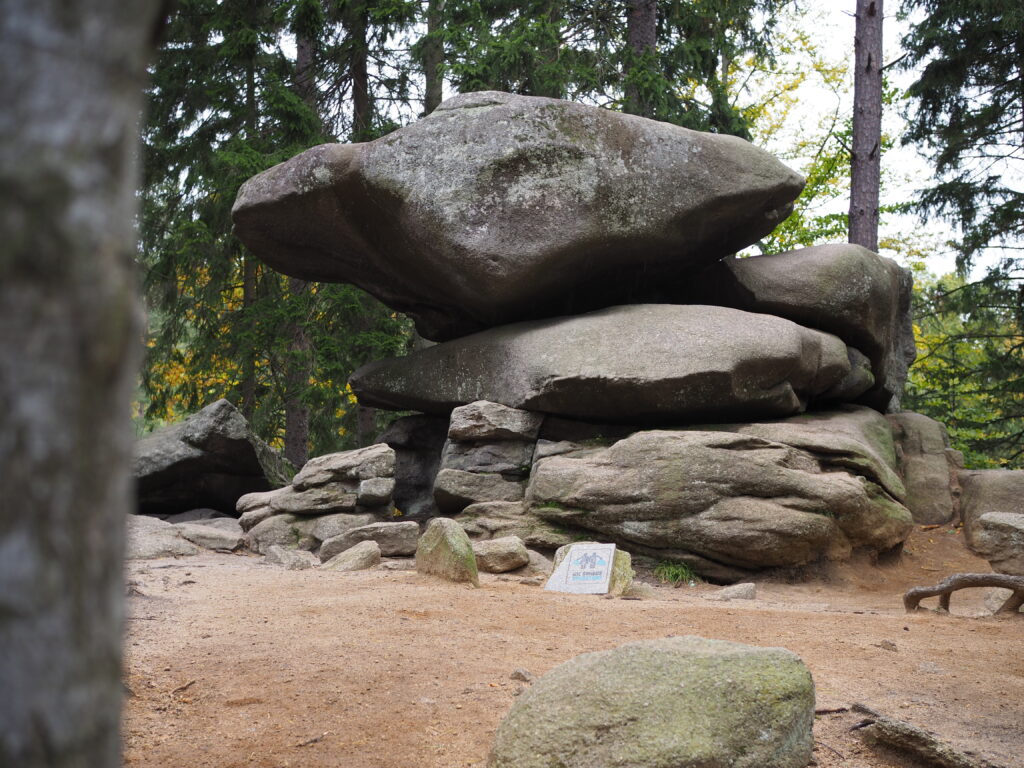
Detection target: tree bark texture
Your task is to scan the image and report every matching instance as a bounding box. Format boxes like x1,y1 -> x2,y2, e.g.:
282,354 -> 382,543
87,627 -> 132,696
0,1 -> 160,766
423,0 -> 445,114
283,276 -> 312,467
848,0 -> 883,251
625,0 -> 657,117
345,1 -> 372,139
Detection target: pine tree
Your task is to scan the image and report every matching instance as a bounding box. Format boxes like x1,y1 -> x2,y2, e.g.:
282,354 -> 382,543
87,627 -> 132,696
140,0 -> 411,458
899,1 -> 1024,465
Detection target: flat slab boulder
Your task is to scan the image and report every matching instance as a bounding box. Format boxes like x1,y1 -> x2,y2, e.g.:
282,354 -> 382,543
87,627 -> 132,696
488,636 -> 814,768
351,304 -> 869,424
972,512 -> 1024,575
321,540 -> 382,572
133,399 -> 294,516
686,244 -> 916,411
319,521 -> 420,561
959,469 -> 1024,549
126,515 -> 200,559
233,91 -> 804,341
525,428 -> 913,577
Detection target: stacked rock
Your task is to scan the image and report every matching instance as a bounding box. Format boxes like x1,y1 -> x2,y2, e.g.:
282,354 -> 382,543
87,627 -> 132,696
233,91 -> 939,580
236,443 -> 419,567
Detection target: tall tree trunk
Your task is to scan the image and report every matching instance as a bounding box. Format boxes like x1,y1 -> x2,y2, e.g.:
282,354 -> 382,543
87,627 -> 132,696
284,10 -> 319,466
346,1 -> 372,139
240,7 -> 260,418
283,276 -> 311,466
0,1 -> 159,765
423,0 -> 445,114
849,0 -> 883,251
240,253 -> 259,419
625,0 -> 657,117
532,0 -> 563,98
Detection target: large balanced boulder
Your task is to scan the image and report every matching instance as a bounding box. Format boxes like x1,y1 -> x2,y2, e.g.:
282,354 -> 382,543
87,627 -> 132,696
232,91 -> 804,341
133,399 -> 294,516
686,244 -> 916,411
488,636 -> 815,768
351,304 -> 871,424
526,425 -> 913,579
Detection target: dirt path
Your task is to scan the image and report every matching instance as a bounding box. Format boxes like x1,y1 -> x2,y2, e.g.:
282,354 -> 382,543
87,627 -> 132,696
123,528 -> 1023,768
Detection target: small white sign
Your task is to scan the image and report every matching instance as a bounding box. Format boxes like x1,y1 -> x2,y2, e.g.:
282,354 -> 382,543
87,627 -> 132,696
544,543 -> 616,594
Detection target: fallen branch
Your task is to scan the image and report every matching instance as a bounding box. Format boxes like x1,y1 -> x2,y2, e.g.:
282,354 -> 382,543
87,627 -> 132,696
850,703 -> 1003,768
170,679 -> 196,695
295,732 -> 330,748
902,573 -> 1024,615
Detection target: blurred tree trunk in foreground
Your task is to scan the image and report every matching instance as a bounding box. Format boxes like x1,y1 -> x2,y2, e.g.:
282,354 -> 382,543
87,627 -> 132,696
0,1 -> 161,765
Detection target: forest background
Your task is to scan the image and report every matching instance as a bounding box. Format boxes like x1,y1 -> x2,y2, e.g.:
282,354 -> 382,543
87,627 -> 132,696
138,0 -> 1024,470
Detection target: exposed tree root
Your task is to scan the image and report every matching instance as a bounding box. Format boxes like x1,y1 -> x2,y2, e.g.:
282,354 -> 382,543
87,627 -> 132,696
902,573 -> 1024,615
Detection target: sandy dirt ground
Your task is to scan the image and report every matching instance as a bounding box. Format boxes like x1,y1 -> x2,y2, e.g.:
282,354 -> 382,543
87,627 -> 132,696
123,526 -> 1023,768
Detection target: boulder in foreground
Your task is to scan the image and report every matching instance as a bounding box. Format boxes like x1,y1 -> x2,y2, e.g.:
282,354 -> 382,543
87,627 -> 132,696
351,304 -> 868,424
488,636 -> 814,768
233,91 -> 804,341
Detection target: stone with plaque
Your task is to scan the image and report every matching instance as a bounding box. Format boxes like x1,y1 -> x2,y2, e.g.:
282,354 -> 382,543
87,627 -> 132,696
544,542 -> 616,595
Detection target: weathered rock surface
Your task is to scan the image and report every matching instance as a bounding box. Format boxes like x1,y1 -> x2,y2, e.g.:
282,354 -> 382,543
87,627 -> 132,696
352,304 -> 869,423
133,399 -> 294,516
233,91 -> 804,341
488,636 -> 815,768
971,512 -> 1024,575
308,512 -> 379,543
448,401 -> 543,442
888,411 -> 958,524
686,244 -> 916,411
321,540 -> 382,572
126,515 -> 200,559
357,477 -> 395,506
415,517 -> 479,586
267,484 -> 357,515
457,501 -> 577,550
959,470 -> 1024,549
712,405 -> 906,502
245,514 -> 318,555
264,544 -> 319,570
161,508 -> 230,523
173,522 -> 244,551
237,506 -> 275,532
434,469 -> 526,514
706,582 -> 757,601
440,439 -> 535,477
526,427 -> 913,578
375,414 -> 448,519
472,536 -> 530,573
319,521 -> 420,561
292,443 -> 395,490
